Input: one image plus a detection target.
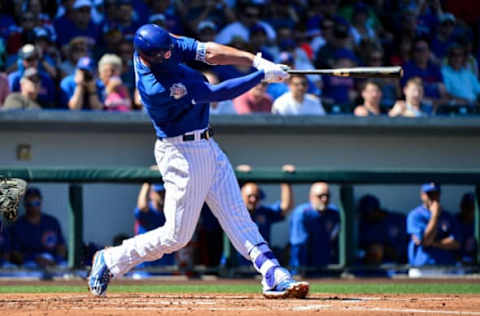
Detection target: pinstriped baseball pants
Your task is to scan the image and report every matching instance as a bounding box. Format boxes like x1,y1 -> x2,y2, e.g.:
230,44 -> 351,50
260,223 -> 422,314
104,132 -> 266,276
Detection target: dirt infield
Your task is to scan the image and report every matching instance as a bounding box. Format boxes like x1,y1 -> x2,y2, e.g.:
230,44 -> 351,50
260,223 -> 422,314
1,280 -> 480,316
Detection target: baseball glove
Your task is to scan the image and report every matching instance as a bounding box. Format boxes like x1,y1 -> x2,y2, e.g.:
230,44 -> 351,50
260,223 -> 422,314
0,177 -> 27,222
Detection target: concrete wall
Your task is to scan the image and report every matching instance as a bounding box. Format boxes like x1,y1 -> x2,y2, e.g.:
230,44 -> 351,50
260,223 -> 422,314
0,112 -> 478,247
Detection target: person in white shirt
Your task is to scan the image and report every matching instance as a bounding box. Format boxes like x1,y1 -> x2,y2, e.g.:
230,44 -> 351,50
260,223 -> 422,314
272,74 -> 325,115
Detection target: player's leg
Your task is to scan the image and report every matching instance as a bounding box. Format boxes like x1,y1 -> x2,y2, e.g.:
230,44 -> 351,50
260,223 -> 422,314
204,140 -> 309,299
89,140 -> 214,296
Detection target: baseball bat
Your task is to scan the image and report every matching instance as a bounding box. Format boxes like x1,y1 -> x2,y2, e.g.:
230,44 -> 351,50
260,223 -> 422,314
287,66 -> 403,78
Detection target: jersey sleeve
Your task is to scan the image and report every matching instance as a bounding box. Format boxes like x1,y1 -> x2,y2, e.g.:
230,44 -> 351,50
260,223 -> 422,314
407,210 -> 425,243
171,35 -> 198,63
186,70 -> 264,104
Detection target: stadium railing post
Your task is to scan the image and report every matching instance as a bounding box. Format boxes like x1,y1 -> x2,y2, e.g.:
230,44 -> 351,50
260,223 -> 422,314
339,184 -> 355,268
68,184 -> 84,269
475,185 -> 480,265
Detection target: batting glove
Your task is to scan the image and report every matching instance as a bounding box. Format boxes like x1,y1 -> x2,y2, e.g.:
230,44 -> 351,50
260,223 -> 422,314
253,53 -> 289,83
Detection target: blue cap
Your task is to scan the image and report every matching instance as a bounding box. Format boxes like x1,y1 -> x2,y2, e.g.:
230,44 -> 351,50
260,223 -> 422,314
76,56 -> 95,72
134,24 -> 172,57
152,183 -> 165,192
34,27 -> 51,41
421,182 -> 441,193
250,23 -> 266,35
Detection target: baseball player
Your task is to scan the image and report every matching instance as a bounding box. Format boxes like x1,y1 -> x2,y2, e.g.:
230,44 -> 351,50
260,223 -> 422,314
88,24 -> 309,299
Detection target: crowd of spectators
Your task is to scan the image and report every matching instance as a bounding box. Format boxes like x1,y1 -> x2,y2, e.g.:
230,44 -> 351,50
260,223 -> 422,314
0,0 -> 479,115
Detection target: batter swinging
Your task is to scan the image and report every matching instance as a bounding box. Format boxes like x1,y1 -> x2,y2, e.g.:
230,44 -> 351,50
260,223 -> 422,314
88,24 -> 309,299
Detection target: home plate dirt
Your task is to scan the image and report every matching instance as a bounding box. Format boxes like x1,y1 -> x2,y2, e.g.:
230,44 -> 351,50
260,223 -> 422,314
1,293 -> 480,315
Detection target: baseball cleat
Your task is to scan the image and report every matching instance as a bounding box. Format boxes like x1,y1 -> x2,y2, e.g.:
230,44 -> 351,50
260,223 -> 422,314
88,250 -> 112,297
263,279 -> 310,299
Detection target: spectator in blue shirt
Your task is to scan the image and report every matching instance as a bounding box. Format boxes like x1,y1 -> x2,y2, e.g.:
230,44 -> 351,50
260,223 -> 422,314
54,0 -> 100,47
227,164 -> 295,266
289,182 -> 340,274
9,187 -> 67,268
60,56 -> 105,110
441,43 -> 480,106
430,13 -> 457,62
407,183 -> 460,267
134,175 -> 174,266
357,194 -> 407,264
401,38 -> 447,103
8,44 -> 56,108
239,164 -> 295,244
455,192 -> 477,265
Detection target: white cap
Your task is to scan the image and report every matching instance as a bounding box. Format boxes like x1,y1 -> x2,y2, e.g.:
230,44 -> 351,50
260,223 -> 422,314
149,13 -> 166,23
198,20 -> 217,32
73,0 -> 92,9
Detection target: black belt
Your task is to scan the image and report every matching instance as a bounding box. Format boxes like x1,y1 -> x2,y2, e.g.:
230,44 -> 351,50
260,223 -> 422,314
159,127 -> 214,142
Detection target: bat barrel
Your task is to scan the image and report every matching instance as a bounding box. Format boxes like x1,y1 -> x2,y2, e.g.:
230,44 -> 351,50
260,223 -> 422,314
287,66 -> 403,78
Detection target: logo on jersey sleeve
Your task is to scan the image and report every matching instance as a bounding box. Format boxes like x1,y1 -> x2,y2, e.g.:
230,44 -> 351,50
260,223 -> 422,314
42,231 -> 58,250
169,83 -> 187,99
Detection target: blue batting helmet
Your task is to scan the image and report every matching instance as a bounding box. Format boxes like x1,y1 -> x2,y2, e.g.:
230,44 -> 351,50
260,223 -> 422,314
134,24 -> 173,58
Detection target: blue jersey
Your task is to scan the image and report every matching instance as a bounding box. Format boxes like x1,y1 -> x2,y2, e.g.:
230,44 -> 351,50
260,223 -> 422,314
9,214 -> 65,261
251,202 -> 285,244
407,205 -> 459,266
134,202 -> 167,235
289,203 -> 340,268
134,35 -> 209,138
359,211 -> 407,263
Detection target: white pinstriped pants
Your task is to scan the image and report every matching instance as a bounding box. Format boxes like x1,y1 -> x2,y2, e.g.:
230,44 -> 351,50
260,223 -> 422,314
104,129 -> 266,276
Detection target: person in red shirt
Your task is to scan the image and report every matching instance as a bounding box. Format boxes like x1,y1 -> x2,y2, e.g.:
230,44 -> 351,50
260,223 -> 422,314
233,81 -> 272,114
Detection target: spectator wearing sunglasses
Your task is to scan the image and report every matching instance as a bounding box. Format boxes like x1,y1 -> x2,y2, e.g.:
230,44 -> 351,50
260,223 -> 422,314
228,164 -> 295,265
8,187 -> 67,268
289,182 -> 340,275
7,44 -> 56,108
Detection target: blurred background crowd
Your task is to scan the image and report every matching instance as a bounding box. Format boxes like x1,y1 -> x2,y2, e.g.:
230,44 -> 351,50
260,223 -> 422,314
0,174 -> 476,277
0,0 -> 479,115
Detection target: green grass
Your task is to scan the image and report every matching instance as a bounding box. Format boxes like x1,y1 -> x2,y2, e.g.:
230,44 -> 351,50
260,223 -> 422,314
1,282 -> 480,294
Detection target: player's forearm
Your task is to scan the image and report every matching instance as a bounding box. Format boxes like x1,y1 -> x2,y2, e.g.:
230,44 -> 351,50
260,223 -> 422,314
204,42 -> 255,66
196,70 -> 264,103
68,87 -> 85,110
422,214 -> 439,246
280,183 -> 293,215
137,183 -> 150,212
432,237 -> 460,250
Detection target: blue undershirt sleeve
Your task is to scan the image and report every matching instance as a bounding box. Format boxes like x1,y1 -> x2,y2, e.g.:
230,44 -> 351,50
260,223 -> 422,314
188,70 -> 265,104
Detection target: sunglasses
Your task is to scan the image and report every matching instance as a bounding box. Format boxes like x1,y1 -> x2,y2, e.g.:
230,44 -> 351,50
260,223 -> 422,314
315,193 -> 330,199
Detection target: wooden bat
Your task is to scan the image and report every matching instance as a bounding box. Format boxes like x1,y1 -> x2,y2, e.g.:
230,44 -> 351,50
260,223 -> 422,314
287,66 -> 403,78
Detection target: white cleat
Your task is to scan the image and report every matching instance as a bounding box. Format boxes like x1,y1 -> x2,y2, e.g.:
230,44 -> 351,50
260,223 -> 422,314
263,279 -> 310,299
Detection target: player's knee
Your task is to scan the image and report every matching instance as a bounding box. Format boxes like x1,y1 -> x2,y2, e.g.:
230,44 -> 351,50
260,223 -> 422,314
163,231 -> 190,252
